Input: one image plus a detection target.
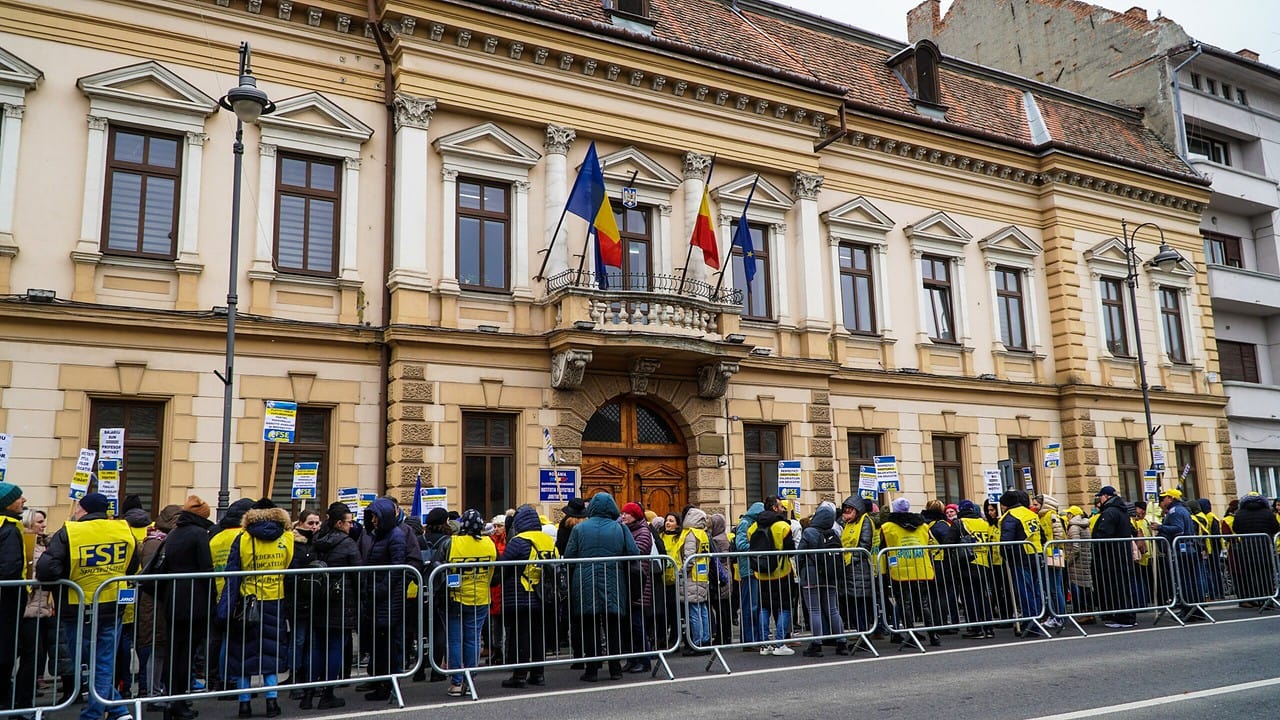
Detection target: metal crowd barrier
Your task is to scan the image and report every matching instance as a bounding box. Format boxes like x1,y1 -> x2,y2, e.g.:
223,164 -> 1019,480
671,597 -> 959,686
875,540 -> 1047,651
1171,533 -> 1280,623
677,547 -> 879,674
87,564 -> 423,720
1043,535 -> 1179,635
0,578 -> 84,719
426,554 -> 680,700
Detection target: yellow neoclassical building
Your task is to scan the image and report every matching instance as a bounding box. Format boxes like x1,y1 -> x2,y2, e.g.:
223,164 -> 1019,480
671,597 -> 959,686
0,0 -> 1229,524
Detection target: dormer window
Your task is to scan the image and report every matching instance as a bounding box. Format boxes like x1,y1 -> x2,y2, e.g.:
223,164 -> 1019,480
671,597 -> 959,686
887,40 -> 946,119
614,0 -> 649,17
605,0 -> 655,34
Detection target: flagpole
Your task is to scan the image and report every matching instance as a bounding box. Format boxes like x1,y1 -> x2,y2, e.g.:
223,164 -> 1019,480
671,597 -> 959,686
575,227 -> 594,284
679,154 -> 716,295
712,173 -> 759,298
534,202 -> 573,282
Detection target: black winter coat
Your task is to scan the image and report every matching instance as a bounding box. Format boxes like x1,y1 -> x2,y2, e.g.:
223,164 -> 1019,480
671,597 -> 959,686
310,525 -> 361,628
1232,497 -> 1280,536
365,498 -> 406,627
158,511 -> 215,623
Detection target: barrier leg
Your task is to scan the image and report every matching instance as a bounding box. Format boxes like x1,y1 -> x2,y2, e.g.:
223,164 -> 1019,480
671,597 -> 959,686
1064,615 -> 1087,638
461,669 -> 477,701
653,651 -> 675,680
853,634 -> 879,657
705,647 -> 728,675
389,675 -> 405,708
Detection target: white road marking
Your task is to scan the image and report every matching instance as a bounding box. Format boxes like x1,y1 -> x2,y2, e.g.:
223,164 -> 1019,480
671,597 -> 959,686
1021,675 -> 1280,719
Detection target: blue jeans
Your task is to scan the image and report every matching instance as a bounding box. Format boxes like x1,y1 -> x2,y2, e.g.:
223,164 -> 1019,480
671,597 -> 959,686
446,604 -> 488,686
1045,567 -> 1066,615
756,607 -> 791,644
686,603 -> 709,646
237,674 -> 277,702
309,627 -> 345,682
67,615 -> 125,720
1009,561 -> 1043,619
738,578 -> 760,644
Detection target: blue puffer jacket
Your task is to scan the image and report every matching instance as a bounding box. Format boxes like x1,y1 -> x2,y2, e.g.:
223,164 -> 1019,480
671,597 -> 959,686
500,505 -> 551,610
564,493 -> 638,616
733,502 -> 766,580
365,497 -> 407,626
1156,500 -> 1197,553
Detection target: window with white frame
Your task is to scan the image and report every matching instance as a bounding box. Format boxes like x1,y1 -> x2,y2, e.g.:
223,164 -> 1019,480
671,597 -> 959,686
74,62 -> 218,266
905,211 -> 972,346
1100,276 -> 1130,356
713,175 -> 793,324
433,122 -> 540,297
979,226 -> 1043,354
254,92 -> 372,284
0,47 -> 42,253
1147,256 -> 1197,366
823,196 -> 894,338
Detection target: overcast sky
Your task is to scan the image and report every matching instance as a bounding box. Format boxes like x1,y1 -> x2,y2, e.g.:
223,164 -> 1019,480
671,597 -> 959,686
780,0 -> 1279,65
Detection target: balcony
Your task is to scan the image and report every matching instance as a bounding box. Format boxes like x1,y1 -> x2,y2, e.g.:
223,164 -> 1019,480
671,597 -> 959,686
1191,160 -> 1279,216
544,270 -> 742,338
1208,264 -> 1280,316
1223,381 -> 1280,421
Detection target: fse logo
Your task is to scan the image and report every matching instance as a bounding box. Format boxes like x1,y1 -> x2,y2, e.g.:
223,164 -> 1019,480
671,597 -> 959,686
78,542 -> 130,567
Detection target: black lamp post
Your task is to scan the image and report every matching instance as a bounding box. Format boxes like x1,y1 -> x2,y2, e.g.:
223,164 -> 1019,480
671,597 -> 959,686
1120,220 -> 1187,471
215,42 -> 275,513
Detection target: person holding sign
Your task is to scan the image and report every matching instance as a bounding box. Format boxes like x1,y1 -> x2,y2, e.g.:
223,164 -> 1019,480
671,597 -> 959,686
836,496 -> 877,634
879,498 -> 942,647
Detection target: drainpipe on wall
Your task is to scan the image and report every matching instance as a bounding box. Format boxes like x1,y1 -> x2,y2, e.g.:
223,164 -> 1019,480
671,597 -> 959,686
368,0 -> 396,494
1169,43 -> 1203,164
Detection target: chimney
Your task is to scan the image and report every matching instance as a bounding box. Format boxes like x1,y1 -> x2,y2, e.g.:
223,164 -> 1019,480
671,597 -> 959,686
1123,7 -> 1148,21
906,0 -> 942,42
1236,49 -> 1260,62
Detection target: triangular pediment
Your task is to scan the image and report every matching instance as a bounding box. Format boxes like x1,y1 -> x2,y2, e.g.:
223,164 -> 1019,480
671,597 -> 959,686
1085,237 -> 1132,267
582,461 -> 627,481
979,225 -> 1042,261
258,92 -> 373,142
0,46 -> 42,93
637,464 -> 684,482
596,146 -> 681,191
712,174 -> 793,213
822,196 -> 895,236
905,211 -> 972,243
77,61 -> 218,116
433,121 -> 541,167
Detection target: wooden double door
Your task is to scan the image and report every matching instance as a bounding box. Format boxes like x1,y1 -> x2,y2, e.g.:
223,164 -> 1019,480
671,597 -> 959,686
580,398 -> 687,519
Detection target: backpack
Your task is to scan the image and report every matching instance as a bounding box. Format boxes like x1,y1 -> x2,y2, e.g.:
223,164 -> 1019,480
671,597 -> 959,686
748,523 -> 783,574
812,528 -> 843,584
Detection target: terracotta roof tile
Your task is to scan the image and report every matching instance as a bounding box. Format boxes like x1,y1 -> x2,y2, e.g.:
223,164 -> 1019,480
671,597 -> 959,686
1033,94 -> 1188,175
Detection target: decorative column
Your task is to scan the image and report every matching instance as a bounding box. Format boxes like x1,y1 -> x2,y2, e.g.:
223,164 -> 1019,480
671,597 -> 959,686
437,167 -> 460,326
71,115 -> 110,301
771,222 -> 791,323
682,152 -> 713,281
388,93 -> 435,321
791,172 -> 828,345
0,105 -> 25,293
247,142 -> 278,314
512,179 -> 534,329
542,124 -> 575,280
338,156 -> 363,323
174,131 -> 208,310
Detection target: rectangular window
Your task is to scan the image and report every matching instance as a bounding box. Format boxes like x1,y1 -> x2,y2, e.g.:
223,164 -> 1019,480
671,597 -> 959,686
838,243 -> 877,334
1175,444 -> 1199,502
457,178 -> 510,292
848,432 -> 882,504
1189,72 -> 1201,90
462,413 -> 514,519
608,204 -> 652,288
921,254 -> 956,342
1116,440 -> 1141,502
1220,83 -> 1232,100
731,221 -> 772,320
1248,450 -> 1280,498
1100,277 -> 1130,356
1236,88 -> 1248,106
102,127 -> 181,259
1204,232 -> 1243,268
275,154 -> 341,276
1217,339 -> 1260,383
1008,438 -> 1038,495
744,424 -> 783,506
1206,78 -> 1217,95
995,266 -> 1028,350
1160,287 -> 1187,363
263,407 -> 330,508
932,435 -> 964,504
89,399 -> 165,513
1188,134 -> 1230,165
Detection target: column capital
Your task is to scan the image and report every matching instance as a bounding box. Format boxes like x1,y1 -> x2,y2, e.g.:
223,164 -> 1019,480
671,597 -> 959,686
682,151 -> 713,181
393,93 -> 437,131
544,124 -> 576,155
792,171 -> 824,200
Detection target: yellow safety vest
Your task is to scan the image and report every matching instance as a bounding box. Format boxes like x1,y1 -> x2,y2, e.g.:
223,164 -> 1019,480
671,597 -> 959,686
1223,515 -> 1235,531
746,521 -> 793,581
1132,518 -> 1152,566
1002,506 -> 1044,555
237,532 -> 294,602
678,528 -> 711,583
880,522 -> 935,581
446,534 -> 496,606
960,516 -> 998,567
515,530 -> 559,593
840,514 -> 877,565
65,519 -> 136,604
1,516 -> 28,579
209,529 -> 242,598
660,533 -> 682,585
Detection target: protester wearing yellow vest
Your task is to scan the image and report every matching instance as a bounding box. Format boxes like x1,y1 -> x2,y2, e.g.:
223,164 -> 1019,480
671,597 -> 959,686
955,499 -> 997,638
0,482 -> 29,714
746,496 -> 796,656
838,495 -> 878,633
1035,495 -> 1067,629
220,498 -> 293,718
36,492 -> 139,720
677,508 -> 712,654
999,491 -> 1048,637
440,509 -> 496,695
1192,498 -> 1226,600
498,505 -> 558,688
880,497 -> 942,646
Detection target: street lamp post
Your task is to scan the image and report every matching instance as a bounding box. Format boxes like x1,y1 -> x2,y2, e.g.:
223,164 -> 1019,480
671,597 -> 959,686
215,43 -> 275,512
1120,220 -> 1187,472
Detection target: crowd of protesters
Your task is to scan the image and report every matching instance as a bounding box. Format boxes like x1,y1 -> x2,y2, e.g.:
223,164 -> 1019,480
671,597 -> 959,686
2,477 -> 1279,719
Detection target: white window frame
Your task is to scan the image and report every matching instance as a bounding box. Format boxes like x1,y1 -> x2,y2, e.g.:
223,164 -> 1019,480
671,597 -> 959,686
598,146 -> 679,277
74,62 -> 217,269
978,226 -> 1043,355
905,211 -> 973,346
1147,258 -> 1198,366
823,196 -> 894,338
433,122 -> 540,300
713,175 -> 793,324
253,92 -> 372,286
1085,238 -> 1137,359
0,46 -> 40,252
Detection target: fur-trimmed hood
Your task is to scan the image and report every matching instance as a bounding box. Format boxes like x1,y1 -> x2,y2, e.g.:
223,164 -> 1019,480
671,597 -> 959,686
242,506 -> 290,541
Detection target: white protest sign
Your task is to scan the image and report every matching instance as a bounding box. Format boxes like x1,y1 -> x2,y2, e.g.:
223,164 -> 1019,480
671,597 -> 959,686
777,460 -> 802,500
984,469 -> 1004,500
98,428 -> 125,461
1043,443 -> 1061,469
291,462 -> 319,499
875,455 -> 899,492
0,432 -> 10,483
70,448 -> 96,499
858,466 -> 878,500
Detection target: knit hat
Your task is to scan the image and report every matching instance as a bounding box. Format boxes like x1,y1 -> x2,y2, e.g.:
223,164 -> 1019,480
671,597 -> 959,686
0,482 -> 21,509
1197,498 -> 1212,513
999,490 -> 1023,507
458,508 -> 484,537
121,494 -> 144,514
183,495 -> 211,519
156,504 -> 182,533
890,498 -> 910,513
80,492 -> 110,515
425,507 -> 450,527
621,502 -> 644,519
1096,485 -> 1119,499
1038,495 -> 1060,512
221,498 -> 254,528
945,503 -> 959,513
562,497 -> 588,519
957,499 -> 977,514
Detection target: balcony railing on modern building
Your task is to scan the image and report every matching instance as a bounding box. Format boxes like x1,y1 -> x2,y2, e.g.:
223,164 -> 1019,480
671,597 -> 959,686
543,270 -> 743,338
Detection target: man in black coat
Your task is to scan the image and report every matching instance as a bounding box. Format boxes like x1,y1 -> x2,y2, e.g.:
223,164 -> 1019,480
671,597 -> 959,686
157,496 -> 215,720
1090,486 -> 1137,628
1229,492 -> 1280,605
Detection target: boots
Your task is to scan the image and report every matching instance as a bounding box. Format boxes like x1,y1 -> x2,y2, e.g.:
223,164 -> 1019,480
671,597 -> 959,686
298,689 -> 314,710
316,689 -> 345,710
928,632 -> 941,647
238,701 -> 252,718
501,671 -> 527,689
264,698 -> 281,718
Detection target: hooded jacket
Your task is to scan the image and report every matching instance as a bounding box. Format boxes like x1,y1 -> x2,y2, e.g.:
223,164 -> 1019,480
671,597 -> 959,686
1233,495 -> 1280,536
624,512 -> 655,608
221,506 -> 293,678
1065,514 -> 1093,589
798,504 -> 840,588
365,497 -> 406,626
499,505 -> 555,609
678,508 -> 711,603
564,493 -> 638,616
838,497 -> 878,596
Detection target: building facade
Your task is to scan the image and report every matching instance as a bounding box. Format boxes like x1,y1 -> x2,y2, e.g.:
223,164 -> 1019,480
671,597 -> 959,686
909,0 -> 1280,497
0,0 -> 1226,525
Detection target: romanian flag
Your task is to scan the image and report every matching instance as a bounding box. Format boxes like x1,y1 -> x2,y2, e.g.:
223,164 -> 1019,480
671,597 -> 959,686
593,190 -> 622,270
564,141 -> 622,281
690,184 -> 719,270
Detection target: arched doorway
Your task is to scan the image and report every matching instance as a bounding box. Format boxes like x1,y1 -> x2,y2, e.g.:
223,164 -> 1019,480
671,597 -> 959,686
580,397 -> 687,518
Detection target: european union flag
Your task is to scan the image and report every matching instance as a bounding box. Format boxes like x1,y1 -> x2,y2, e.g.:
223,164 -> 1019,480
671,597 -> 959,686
733,216 -> 756,283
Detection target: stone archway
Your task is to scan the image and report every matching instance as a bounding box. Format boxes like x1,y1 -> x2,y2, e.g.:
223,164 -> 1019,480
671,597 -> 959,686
580,397 -> 687,518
